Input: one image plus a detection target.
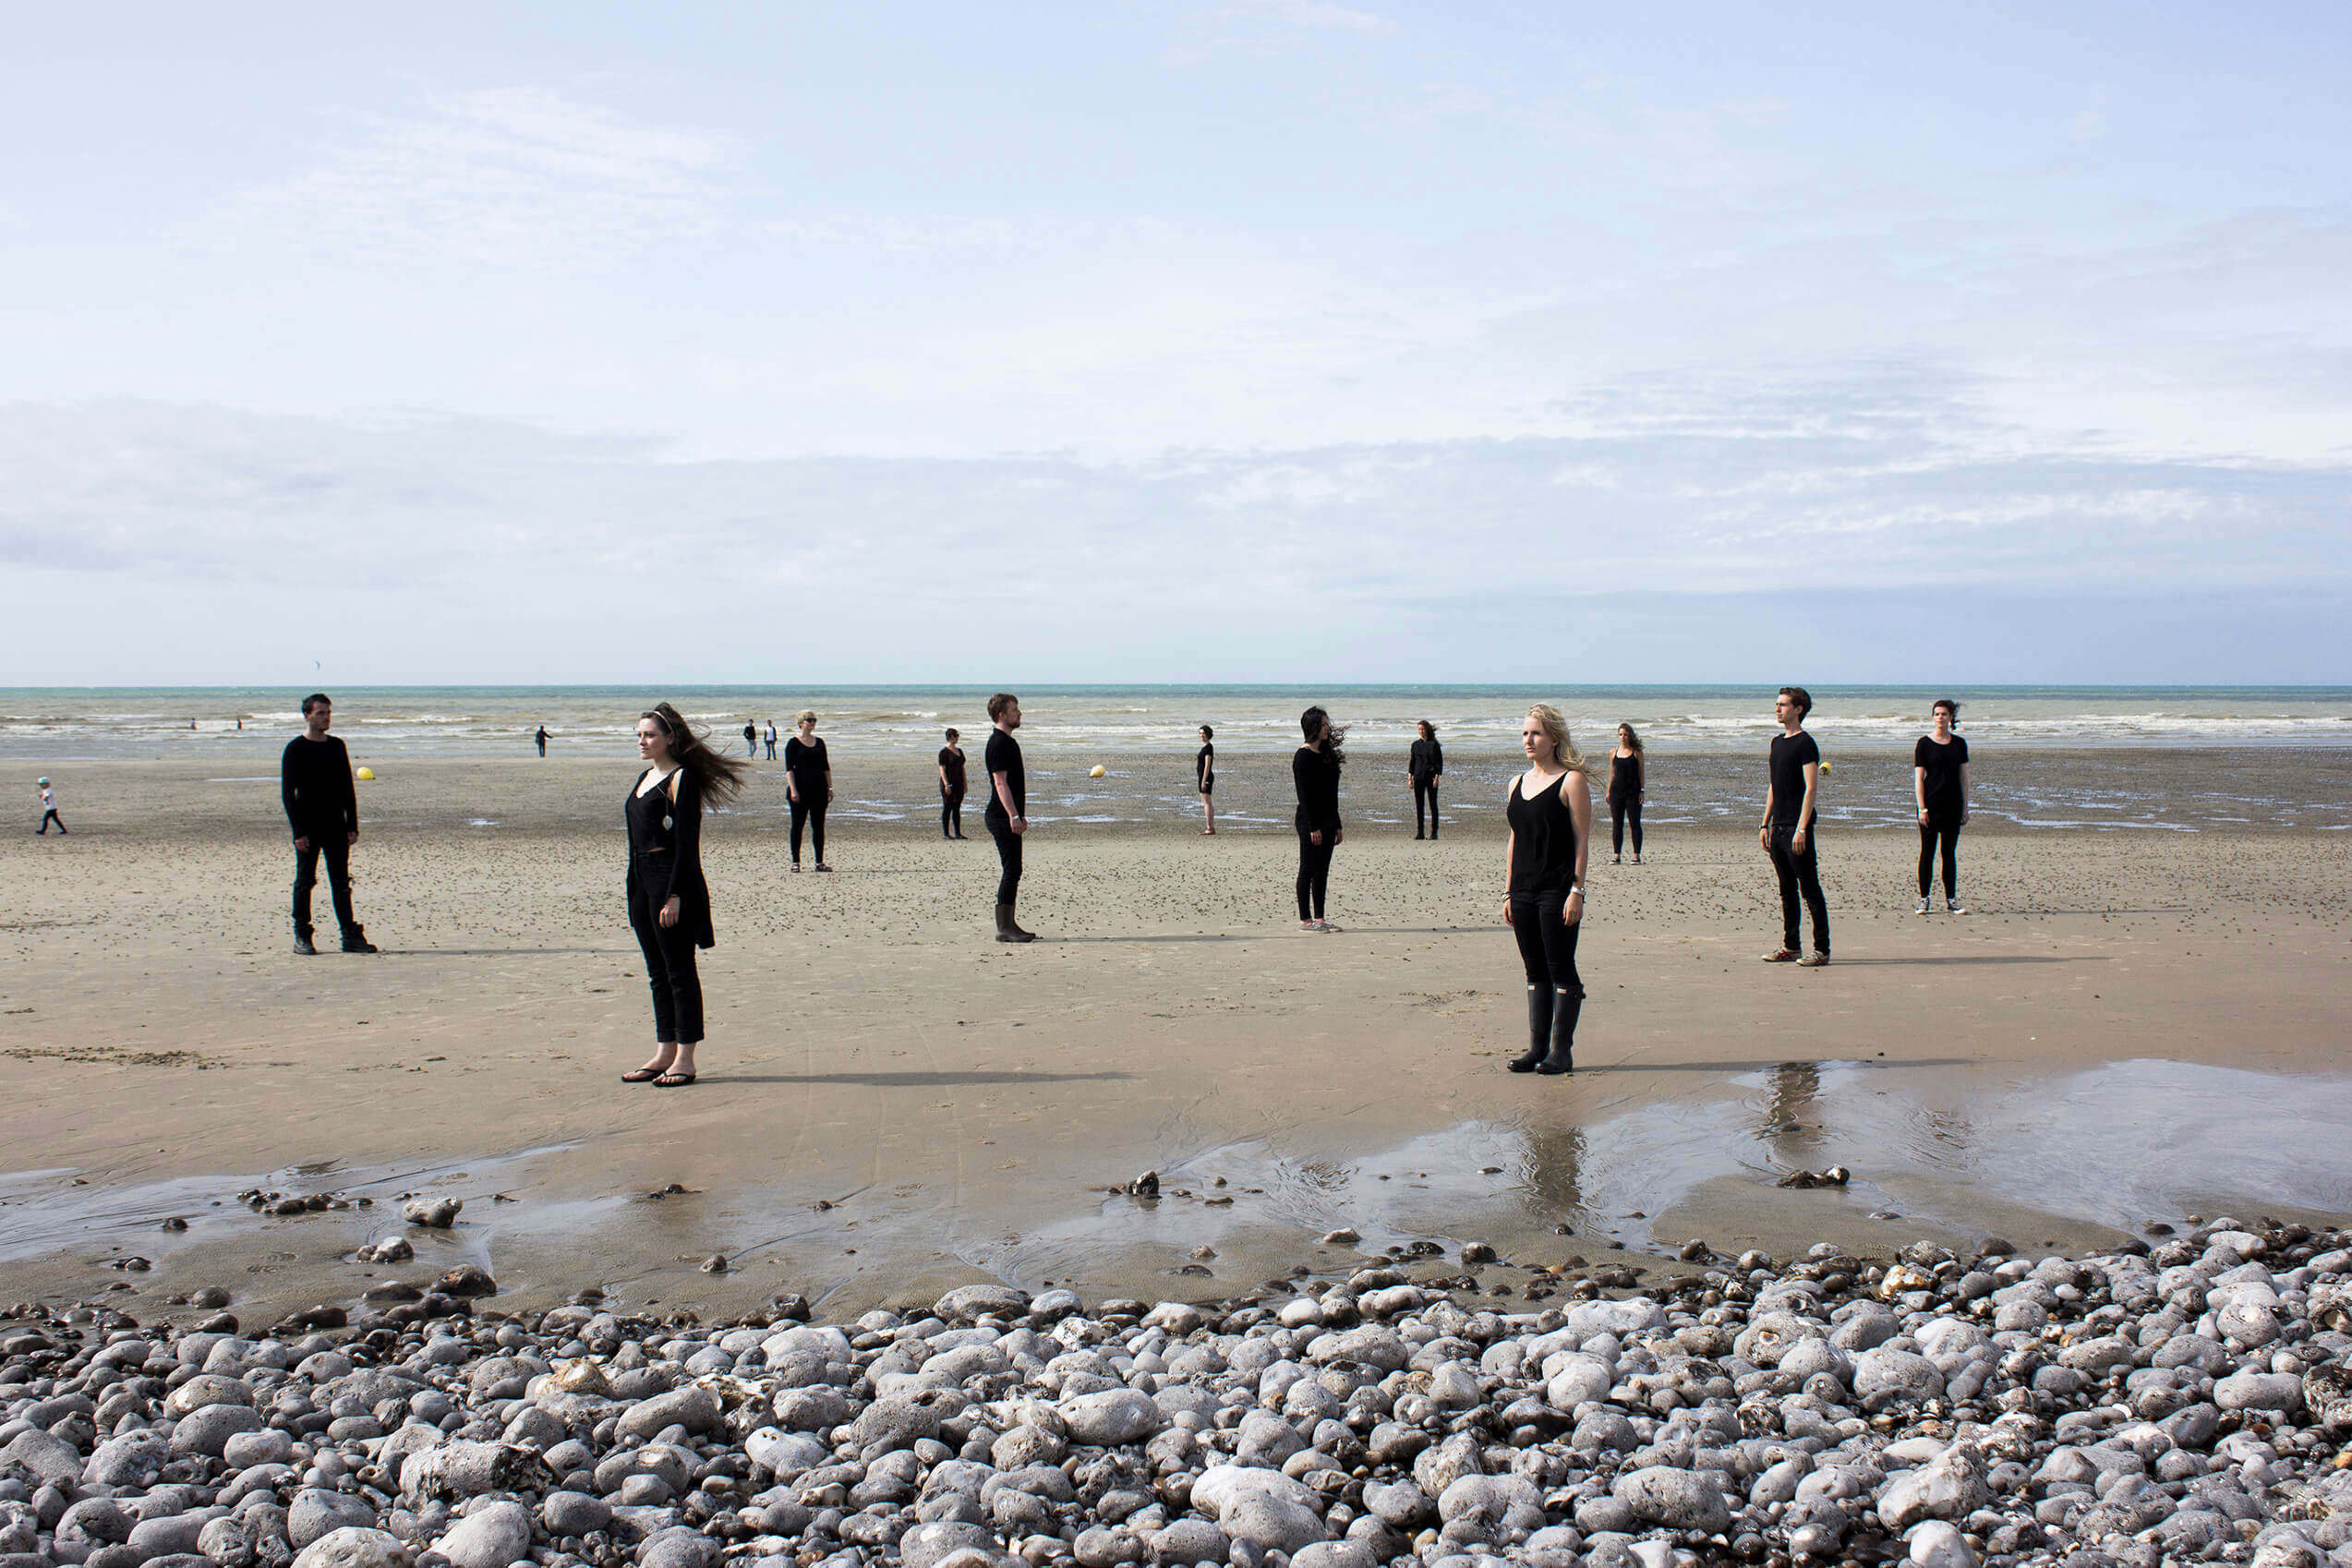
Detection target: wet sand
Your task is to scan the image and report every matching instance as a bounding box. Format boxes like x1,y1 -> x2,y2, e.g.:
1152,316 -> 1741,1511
3,753 -> 2348,1327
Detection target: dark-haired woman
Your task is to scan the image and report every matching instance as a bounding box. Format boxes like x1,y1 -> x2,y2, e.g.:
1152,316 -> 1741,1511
938,729 -> 969,839
621,703 -> 748,1088
1608,723 -> 1646,863
1197,726 -> 1217,835
1409,721 -> 1443,839
1914,699 -> 1971,914
1293,707 -> 1345,931
1503,704 -> 1591,1074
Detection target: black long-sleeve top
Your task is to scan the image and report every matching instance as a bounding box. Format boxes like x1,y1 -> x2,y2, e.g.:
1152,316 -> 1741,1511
281,735 -> 358,839
1293,745 -> 1342,834
626,766 -> 714,948
1409,738 -> 1443,781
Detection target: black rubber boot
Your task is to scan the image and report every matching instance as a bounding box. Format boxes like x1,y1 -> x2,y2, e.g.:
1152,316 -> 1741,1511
1508,984 -> 1550,1072
995,902 -> 1035,944
293,929 -> 318,956
1537,992 -> 1581,1075
341,925 -> 379,954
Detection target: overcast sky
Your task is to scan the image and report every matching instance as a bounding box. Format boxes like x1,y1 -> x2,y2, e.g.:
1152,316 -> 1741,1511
6,2 -> 2348,684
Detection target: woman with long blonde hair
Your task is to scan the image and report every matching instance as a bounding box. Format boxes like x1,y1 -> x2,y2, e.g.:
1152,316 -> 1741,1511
1502,704 -> 1592,1073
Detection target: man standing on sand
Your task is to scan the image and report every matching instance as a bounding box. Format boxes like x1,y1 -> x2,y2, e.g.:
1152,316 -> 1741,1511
985,693 -> 1035,943
743,720 -> 758,757
764,719 -> 778,760
1759,685 -> 1828,967
282,694 -> 377,956
535,724 -> 549,757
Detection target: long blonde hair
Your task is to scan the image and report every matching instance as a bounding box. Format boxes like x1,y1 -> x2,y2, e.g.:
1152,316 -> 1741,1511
1526,704 -> 1586,774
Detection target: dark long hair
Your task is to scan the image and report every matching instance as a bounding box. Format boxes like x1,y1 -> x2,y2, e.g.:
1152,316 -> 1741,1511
1618,722 -> 1645,755
1299,706 -> 1345,769
642,703 -> 748,806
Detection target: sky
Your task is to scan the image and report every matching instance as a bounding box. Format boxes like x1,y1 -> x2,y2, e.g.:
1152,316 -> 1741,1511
4,2 -> 2349,684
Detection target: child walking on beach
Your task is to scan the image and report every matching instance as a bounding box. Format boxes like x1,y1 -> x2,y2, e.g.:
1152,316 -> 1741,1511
35,778 -> 66,835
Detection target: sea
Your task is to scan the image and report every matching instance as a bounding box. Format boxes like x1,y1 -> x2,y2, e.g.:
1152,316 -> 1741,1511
5,684 -> 2348,761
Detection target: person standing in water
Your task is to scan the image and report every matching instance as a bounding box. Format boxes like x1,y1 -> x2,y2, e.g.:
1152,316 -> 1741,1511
985,694 -> 1035,942
1503,704 -> 1590,1074
1914,698 -> 1971,914
1760,686 -> 1829,967
35,778 -> 66,835
621,703 -> 747,1088
1196,725 -> 1217,835
1408,720 -> 1443,839
535,725 -> 549,757
1607,723 -> 1646,863
785,710 -> 833,871
938,728 -> 969,839
281,694 -> 375,955
1293,706 -> 1345,931
764,719 -> 778,760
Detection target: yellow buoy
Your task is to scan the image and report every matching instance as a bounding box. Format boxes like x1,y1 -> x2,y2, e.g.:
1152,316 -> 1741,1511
1089,765 -> 1106,778
1819,761 -> 1831,772
356,766 -> 376,780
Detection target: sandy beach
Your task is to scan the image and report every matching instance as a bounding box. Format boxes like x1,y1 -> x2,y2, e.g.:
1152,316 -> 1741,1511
3,751 -> 2348,1328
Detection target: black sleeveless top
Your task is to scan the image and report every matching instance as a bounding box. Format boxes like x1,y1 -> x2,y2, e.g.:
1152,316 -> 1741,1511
1507,771 -> 1579,894
1609,752 -> 1642,805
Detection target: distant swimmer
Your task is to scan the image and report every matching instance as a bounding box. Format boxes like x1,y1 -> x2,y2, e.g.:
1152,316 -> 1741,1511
535,724 -> 549,757
1196,725 -> 1216,835
985,694 -> 1035,942
35,778 -> 66,836
1914,699 -> 1972,914
1409,720 -> 1443,838
620,703 -> 748,1089
1503,705 -> 1591,1073
938,728 -> 969,839
764,718 -> 778,761
785,710 -> 833,872
282,694 -> 375,955
1293,706 -> 1345,931
1608,723 -> 1646,863
1759,686 -> 1828,967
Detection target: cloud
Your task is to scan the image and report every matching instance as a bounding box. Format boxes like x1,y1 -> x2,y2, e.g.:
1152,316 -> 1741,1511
226,87 -> 730,271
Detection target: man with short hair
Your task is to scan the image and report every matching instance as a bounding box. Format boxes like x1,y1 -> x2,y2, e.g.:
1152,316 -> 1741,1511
984,694 -> 1035,942
1759,685 -> 1828,967
282,694 -> 376,956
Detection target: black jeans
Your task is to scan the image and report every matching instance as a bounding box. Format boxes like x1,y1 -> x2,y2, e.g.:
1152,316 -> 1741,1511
1296,826 -> 1335,920
628,874 -> 704,1043
943,788 -> 965,838
292,834 -> 357,935
1919,818 -> 1961,898
1767,823 -> 1829,954
987,813 -> 1022,904
1611,799 -> 1643,856
1413,778 -> 1440,835
1509,887 -> 1586,996
790,797 -> 826,864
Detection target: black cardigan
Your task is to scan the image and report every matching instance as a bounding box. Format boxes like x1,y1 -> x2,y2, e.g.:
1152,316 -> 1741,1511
626,767 -> 716,949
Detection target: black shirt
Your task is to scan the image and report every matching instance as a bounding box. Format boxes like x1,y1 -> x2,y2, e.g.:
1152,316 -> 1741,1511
1608,752 -> 1643,806
939,746 -> 967,793
281,734 -> 358,839
1767,731 -> 1820,827
1409,738 -> 1443,781
1915,734 -> 1970,819
1293,745 -> 1341,833
1197,742 -> 1214,788
785,735 -> 829,795
1506,772 -> 1578,893
984,729 -> 1025,818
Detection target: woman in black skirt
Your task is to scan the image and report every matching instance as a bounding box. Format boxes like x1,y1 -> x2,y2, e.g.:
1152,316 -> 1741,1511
621,702 -> 747,1087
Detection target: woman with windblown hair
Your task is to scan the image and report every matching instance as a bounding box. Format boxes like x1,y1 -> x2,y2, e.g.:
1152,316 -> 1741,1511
621,702 -> 748,1088
1503,704 -> 1592,1074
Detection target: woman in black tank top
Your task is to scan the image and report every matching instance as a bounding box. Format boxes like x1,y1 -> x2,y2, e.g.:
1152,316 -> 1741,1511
1608,723 -> 1646,862
1502,703 -> 1592,1074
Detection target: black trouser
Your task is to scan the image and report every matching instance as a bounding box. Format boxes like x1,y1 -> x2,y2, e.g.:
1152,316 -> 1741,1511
1611,799 -> 1643,856
536,739 -> 546,756
942,788 -> 965,838
39,810 -> 66,834
1296,826 -> 1335,920
1510,887 -> 1586,995
790,796 -> 826,863
627,874 -> 703,1043
1919,818 -> 1960,899
1413,778 -> 1440,836
292,834 -> 357,936
765,740 -> 776,759
1767,823 -> 1829,954
987,812 -> 1021,903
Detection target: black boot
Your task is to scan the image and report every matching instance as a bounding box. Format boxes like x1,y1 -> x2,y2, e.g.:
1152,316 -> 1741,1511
995,902 -> 1035,944
341,925 -> 379,954
1508,984 -> 1550,1072
1538,991 -> 1581,1075
293,929 -> 318,956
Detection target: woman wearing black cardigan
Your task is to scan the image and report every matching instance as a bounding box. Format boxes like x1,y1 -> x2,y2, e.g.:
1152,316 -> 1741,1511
1293,706 -> 1345,931
621,702 -> 747,1087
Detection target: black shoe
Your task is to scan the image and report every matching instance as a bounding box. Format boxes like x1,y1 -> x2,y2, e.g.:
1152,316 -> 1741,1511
1415,831 -> 1424,840
1537,993 -> 1581,1075
995,902 -> 1036,944
293,934 -> 318,956
341,927 -> 379,954
1509,984 -> 1551,1072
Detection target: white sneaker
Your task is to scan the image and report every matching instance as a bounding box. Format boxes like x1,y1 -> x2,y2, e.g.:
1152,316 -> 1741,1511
1913,896 -> 1930,914
1946,898 -> 1966,914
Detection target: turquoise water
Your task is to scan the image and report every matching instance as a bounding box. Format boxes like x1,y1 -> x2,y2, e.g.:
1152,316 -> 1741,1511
3,683 -> 2348,760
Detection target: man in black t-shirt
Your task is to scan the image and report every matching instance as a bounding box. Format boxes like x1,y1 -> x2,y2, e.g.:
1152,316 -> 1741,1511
984,693 -> 1035,942
1758,686 -> 1828,965
281,694 -> 376,955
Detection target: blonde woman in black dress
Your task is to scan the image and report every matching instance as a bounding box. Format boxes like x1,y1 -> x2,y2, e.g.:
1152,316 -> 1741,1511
621,702 -> 747,1088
